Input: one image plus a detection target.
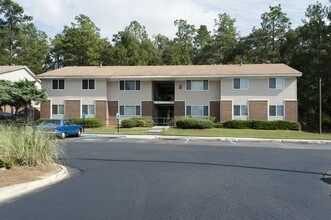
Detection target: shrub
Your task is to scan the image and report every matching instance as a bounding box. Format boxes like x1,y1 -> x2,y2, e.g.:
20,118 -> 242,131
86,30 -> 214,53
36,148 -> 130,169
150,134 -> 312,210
0,125 -> 64,168
70,118 -> 104,128
121,119 -> 137,128
0,159 -> 14,169
223,120 -> 301,131
176,118 -> 214,129
205,116 -> 216,122
214,122 -> 223,128
223,120 -> 252,129
121,118 -> 153,128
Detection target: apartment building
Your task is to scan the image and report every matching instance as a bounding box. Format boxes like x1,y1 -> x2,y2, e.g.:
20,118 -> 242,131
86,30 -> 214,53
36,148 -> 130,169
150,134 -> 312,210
37,64 -> 302,125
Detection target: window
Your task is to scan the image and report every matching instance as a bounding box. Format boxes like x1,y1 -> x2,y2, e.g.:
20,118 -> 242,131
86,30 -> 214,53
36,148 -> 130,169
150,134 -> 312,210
269,78 -> 284,89
233,105 -> 248,116
52,79 -> 65,90
233,78 -> 248,90
120,80 -> 140,90
186,80 -> 208,91
119,105 -> 140,116
82,79 -> 95,90
269,105 -> 284,116
186,106 -> 208,117
52,104 -> 64,115
82,105 -> 95,115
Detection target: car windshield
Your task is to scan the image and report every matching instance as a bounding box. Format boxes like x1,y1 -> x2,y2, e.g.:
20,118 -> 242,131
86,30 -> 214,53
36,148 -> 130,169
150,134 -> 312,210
42,119 -> 61,125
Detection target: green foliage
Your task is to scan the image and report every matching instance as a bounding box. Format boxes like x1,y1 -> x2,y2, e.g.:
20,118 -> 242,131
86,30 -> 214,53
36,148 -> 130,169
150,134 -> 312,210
0,159 -> 13,169
176,118 -> 214,129
121,119 -> 136,128
121,118 -> 154,128
213,122 -> 223,128
0,0 -> 49,74
223,120 -> 301,131
205,116 -> 216,122
70,118 -> 103,128
0,124 -> 64,167
0,79 -> 47,117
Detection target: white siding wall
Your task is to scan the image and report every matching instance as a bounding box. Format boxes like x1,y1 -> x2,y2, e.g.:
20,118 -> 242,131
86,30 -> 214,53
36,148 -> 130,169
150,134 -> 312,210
221,77 -> 297,120
0,69 -> 41,89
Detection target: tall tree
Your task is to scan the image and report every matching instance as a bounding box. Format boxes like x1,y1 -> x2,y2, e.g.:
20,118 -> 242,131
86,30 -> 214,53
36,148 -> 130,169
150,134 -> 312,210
288,2 -> 331,129
48,14 -> 107,68
212,13 -> 238,64
173,19 -> 196,64
111,21 -> 161,65
0,0 -> 49,74
193,25 -> 213,64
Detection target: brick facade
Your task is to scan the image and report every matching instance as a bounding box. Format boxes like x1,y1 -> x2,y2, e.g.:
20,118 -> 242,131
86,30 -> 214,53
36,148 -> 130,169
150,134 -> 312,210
220,100 -> 232,121
108,101 -> 118,125
285,100 -> 298,121
40,100 -> 51,119
142,101 -> 154,119
65,100 -> 81,118
96,100 -> 108,125
210,101 -> 220,122
249,100 -> 268,120
174,101 -> 185,121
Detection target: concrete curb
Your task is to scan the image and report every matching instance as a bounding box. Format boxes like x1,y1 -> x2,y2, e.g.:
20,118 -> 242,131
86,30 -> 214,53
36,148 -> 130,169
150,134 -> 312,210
0,165 -> 69,204
82,134 -> 331,144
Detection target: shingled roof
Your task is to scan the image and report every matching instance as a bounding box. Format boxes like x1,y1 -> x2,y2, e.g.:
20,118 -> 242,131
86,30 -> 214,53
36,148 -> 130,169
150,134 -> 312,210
38,64 -> 302,79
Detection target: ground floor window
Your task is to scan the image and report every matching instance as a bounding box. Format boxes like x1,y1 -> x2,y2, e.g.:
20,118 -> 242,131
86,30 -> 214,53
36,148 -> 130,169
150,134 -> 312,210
233,105 -> 248,116
186,105 -> 208,117
82,105 -> 95,115
52,104 -> 64,115
119,105 -> 140,116
269,105 -> 284,116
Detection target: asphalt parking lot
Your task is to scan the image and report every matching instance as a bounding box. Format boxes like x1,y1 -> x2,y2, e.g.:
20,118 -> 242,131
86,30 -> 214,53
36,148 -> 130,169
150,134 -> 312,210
1,137 -> 331,220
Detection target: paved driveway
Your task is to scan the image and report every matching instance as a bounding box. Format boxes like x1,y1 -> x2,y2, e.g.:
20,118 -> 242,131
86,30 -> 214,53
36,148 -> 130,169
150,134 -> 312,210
1,138 -> 331,220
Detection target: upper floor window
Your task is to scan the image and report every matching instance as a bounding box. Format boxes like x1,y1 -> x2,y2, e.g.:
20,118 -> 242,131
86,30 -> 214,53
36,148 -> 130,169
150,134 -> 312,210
52,104 -> 64,115
234,105 -> 248,116
269,78 -> 284,89
52,79 -> 65,90
233,78 -> 248,90
186,105 -> 208,117
120,80 -> 140,90
82,79 -> 95,90
82,105 -> 95,115
119,105 -> 140,116
269,105 -> 284,116
186,80 -> 208,91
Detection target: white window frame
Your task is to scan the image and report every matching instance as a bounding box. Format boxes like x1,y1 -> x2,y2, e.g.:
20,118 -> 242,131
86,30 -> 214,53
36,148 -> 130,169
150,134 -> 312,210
82,79 -> 96,90
269,105 -> 284,117
233,105 -> 248,117
186,80 -> 209,91
186,105 -> 209,117
268,78 -> 284,90
82,104 -> 95,116
119,80 -> 141,91
233,78 -> 249,90
119,105 -> 141,116
52,104 -> 65,115
52,79 -> 65,90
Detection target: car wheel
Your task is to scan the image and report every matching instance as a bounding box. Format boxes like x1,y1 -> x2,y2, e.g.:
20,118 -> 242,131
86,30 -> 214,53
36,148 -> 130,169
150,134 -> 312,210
77,129 -> 82,137
60,132 -> 66,139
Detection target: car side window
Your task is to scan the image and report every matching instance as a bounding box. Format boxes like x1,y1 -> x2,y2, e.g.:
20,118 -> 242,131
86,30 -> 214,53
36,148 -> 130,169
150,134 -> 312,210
64,120 -> 70,125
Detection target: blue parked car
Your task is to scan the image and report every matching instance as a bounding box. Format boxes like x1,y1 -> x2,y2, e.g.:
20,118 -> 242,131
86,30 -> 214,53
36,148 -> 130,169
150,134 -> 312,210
35,119 -> 83,139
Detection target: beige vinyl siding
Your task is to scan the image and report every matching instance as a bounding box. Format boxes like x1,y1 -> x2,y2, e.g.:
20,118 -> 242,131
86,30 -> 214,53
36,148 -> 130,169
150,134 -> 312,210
221,77 -> 297,102
107,80 -> 152,105
175,80 -> 220,106
42,79 -> 107,102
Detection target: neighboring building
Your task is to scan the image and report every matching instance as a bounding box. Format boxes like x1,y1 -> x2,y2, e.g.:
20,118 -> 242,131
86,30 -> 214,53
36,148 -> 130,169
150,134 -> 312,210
37,64 -> 302,125
0,66 -> 41,120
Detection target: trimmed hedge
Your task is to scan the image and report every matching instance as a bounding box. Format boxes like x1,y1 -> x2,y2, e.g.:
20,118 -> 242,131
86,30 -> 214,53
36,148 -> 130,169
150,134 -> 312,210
213,122 -> 223,128
70,118 -> 104,128
223,120 -> 301,131
176,118 -> 214,129
121,118 -> 154,128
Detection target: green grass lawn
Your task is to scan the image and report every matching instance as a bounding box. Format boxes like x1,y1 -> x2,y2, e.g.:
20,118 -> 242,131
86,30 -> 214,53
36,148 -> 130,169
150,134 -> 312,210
84,127 -> 149,135
160,128 -> 331,140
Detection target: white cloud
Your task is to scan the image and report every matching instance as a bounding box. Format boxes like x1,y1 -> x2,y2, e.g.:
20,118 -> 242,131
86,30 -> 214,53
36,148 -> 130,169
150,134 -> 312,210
15,0 -> 331,39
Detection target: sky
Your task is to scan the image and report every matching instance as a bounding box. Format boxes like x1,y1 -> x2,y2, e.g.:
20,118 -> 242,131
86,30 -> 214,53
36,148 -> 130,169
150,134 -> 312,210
15,0 -> 330,40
